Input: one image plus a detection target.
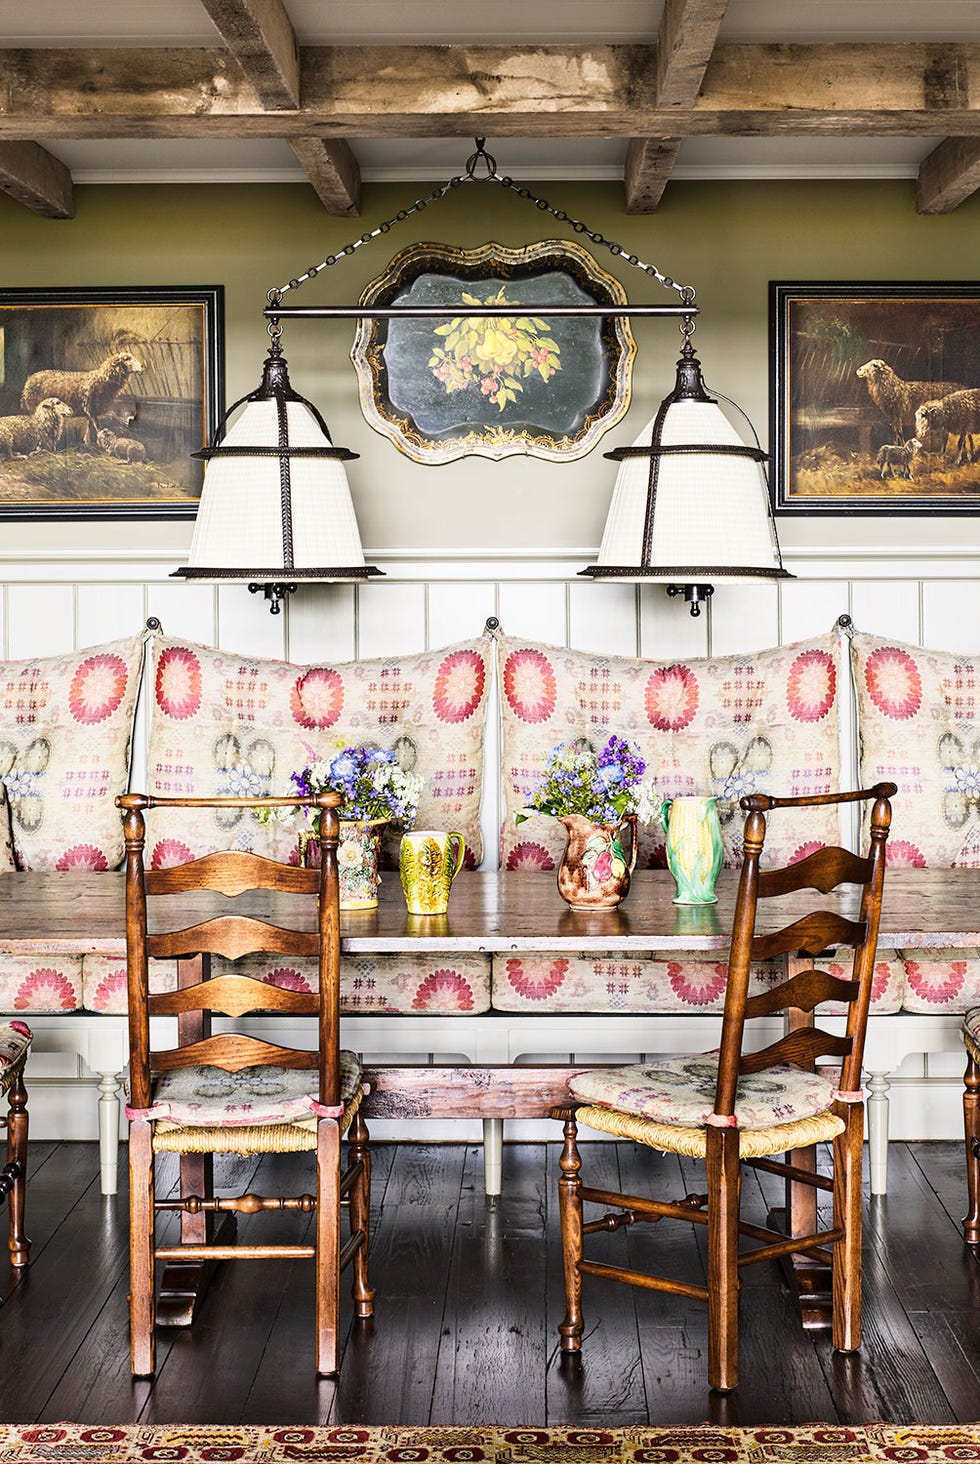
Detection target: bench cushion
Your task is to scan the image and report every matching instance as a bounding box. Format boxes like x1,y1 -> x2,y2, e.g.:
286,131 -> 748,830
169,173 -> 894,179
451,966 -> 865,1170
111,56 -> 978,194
82,951 -> 493,1016
498,631 -> 843,872
490,952 -> 905,1014
0,636 -> 144,871
145,630 -> 492,870
851,631 -> 980,868
0,955 -> 83,1012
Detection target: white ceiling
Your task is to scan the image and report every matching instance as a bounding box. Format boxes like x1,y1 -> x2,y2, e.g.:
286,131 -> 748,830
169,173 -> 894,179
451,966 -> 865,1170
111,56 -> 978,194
1,1 -> 977,183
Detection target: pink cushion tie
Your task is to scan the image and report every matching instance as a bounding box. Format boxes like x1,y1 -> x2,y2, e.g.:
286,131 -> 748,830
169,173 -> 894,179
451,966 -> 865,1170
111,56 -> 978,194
706,1112 -> 738,1127
832,1088 -> 865,1104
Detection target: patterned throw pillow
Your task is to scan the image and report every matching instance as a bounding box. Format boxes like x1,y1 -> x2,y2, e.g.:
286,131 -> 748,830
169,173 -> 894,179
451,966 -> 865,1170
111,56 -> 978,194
0,783 -> 14,872
498,631 -> 842,870
145,631 -> 492,869
851,631 -> 980,868
0,636 -> 145,871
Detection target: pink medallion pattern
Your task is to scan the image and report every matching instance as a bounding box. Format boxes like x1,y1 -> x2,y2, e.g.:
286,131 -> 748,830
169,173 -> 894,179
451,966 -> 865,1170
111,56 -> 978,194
433,650 -> 486,724
0,634 -> 144,871
863,645 -> 923,721
411,969 -> 478,1013
146,631 -> 492,870
503,648 -> 557,723
498,632 -> 842,871
786,649 -> 836,723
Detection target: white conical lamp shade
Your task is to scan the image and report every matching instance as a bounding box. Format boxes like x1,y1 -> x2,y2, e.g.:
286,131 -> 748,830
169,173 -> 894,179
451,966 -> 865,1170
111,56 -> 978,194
582,347 -> 792,586
186,397 -> 368,574
172,351 -> 382,611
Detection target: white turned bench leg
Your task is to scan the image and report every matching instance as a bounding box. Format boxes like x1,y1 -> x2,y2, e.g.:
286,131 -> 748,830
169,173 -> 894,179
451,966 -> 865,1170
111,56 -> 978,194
97,1070 -> 122,1195
866,1069 -> 891,1196
483,1118 -> 503,1196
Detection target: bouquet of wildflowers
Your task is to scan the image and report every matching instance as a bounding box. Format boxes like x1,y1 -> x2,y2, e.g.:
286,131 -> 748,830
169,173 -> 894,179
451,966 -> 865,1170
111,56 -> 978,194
516,735 -> 660,826
292,746 -> 423,827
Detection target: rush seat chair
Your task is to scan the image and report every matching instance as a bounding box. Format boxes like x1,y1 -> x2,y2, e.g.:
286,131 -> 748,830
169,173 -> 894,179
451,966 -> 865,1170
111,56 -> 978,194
551,783 -> 895,1392
117,791 -> 373,1377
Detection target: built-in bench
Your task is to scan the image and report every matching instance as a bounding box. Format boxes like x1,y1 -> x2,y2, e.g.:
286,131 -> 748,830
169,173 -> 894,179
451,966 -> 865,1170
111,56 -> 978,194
2,615 -> 977,1197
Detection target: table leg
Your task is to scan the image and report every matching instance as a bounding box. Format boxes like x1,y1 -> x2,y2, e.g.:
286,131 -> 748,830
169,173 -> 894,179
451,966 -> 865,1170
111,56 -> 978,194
97,1070 -> 121,1195
483,1118 -> 503,1196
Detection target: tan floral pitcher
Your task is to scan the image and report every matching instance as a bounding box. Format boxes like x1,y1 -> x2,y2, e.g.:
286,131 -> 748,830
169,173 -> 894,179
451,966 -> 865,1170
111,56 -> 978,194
556,813 -> 638,911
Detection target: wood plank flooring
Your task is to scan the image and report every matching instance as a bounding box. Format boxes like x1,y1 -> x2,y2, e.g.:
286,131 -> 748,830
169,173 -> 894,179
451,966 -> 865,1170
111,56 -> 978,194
0,1139 -> 977,1426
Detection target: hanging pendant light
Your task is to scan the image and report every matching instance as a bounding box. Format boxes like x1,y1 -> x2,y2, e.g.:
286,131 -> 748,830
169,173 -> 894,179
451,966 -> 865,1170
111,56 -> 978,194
172,324 -> 382,614
579,317 -> 793,615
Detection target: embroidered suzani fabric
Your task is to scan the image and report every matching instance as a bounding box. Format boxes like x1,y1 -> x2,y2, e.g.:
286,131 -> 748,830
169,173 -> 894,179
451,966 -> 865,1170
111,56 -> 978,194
498,631 -> 842,870
145,632 -> 492,870
0,636 -> 144,871
568,1054 -> 839,1130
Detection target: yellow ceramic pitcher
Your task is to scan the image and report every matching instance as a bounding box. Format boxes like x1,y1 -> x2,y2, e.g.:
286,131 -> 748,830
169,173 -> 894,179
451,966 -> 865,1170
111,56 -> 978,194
399,829 -> 466,915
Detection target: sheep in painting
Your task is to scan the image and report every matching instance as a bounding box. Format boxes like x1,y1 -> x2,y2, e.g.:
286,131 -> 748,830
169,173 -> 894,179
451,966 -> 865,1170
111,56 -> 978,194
856,359 -> 968,441
875,439 -> 921,480
915,390 -> 980,467
97,427 -> 146,463
0,398 -> 73,460
21,351 -> 143,444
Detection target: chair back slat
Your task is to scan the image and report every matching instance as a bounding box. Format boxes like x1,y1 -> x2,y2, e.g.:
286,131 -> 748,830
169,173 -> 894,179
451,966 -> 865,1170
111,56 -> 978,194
150,1033 -> 319,1074
146,851 -> 319,898
750,912 -> 866,963
117,791 -> 343,1113
744,966 -> 858,1020
738,1027 -> 853,1076
712,782 -> 894,1123
149,975 -> 318,1019
148,917 -> 319,963
758,846 -> 871,898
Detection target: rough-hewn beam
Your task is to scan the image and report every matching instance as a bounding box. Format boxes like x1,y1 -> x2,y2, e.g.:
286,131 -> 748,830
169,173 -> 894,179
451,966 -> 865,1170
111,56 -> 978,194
917,136 -> 980,213
198,0 -> 300,108
0,140 -> 72,218
288,136 -> 360,215
1,44 -> 980,139
626,0 -> 728,214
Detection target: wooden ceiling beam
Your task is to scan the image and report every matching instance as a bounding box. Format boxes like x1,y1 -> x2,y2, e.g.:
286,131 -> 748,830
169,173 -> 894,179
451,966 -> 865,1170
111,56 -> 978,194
0,140 -> 73,218
197,0 -> 300,108
917,136 -> 980,213
626,0 -> 728,213
1,44 -> 980,139
196,0 -> 360,215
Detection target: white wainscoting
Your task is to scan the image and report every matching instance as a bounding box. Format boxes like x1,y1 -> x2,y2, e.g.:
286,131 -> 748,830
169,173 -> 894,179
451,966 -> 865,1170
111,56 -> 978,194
2,543 -> 978,1144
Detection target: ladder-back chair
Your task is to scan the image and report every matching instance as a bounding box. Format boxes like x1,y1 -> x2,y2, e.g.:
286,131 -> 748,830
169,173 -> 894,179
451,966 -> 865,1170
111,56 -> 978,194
551,783 -> 895,1392
0,1021 -> 31,1268
117,791 -> 373,1378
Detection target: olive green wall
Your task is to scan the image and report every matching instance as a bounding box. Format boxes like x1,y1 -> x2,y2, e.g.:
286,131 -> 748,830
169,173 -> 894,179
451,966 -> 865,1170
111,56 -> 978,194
2,177 -> 979,557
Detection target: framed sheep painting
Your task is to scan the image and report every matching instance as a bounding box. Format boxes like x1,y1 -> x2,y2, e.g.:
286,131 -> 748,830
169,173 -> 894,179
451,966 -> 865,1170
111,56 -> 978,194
0,285 -> 223,519
770,281 -> 980,515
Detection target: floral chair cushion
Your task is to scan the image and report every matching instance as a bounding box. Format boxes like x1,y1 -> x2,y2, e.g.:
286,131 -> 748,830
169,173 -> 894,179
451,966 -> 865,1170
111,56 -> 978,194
851,631 -> 980,869
0,1021 -> 32,1082
962,1006 -> 980,1063
146,630 -> 492,870
568,1054 -> 839,1130
490,951 -> 905,1015
0,784 -> 15,871
0,636 -> 145,871
82,951 -> 492,1015
498,631 -> 842,871
134,1050 -> 362,1127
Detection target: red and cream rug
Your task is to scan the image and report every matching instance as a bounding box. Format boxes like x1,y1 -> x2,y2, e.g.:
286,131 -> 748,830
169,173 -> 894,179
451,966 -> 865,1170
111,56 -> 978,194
0,1423 -> 978,1463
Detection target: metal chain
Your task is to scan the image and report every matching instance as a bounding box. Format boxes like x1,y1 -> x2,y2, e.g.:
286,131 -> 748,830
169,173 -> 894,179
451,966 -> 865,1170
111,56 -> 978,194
268,140 -> 695,307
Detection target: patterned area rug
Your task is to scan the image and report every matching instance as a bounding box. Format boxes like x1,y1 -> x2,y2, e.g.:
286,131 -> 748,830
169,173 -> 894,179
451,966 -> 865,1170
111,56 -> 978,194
0,1423 -> 978,1463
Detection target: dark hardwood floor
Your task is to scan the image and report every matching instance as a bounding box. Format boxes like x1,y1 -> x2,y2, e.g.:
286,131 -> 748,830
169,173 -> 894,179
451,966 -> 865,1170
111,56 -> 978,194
0,1138 -> 978,1427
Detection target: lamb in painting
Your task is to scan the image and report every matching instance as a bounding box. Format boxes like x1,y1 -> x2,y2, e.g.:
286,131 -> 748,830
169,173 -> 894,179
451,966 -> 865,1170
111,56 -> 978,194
96,428 -> 146,463
856,359 -> 968,441
0,398 -> 73,460
875,439 -> 921,480
915,390 -> 980,467
21,352 -> 143,444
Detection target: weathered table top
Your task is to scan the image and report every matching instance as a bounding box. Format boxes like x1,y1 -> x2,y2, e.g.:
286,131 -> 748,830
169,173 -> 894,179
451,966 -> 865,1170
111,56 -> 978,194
0,868 -> 975,956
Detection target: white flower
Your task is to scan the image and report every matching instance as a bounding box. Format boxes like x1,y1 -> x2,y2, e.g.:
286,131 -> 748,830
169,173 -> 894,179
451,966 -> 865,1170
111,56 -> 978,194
338,839 -> 363,868
630,779 -> 663,824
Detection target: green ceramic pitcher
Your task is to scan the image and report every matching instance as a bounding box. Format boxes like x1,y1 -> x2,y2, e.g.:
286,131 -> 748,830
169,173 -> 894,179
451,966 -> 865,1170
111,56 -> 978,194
661,795 -> 724,905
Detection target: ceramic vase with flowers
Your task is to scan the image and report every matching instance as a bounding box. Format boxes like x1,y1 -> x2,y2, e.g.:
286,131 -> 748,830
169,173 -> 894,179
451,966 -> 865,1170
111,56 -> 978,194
262,747 -> 423,910
516,735 -> 659,911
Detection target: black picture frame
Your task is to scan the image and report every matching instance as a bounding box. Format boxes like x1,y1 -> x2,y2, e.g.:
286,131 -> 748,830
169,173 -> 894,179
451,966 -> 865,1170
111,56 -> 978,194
0,285 -> 223,519
351,239 -> 636,464
770,281 -> 980,515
